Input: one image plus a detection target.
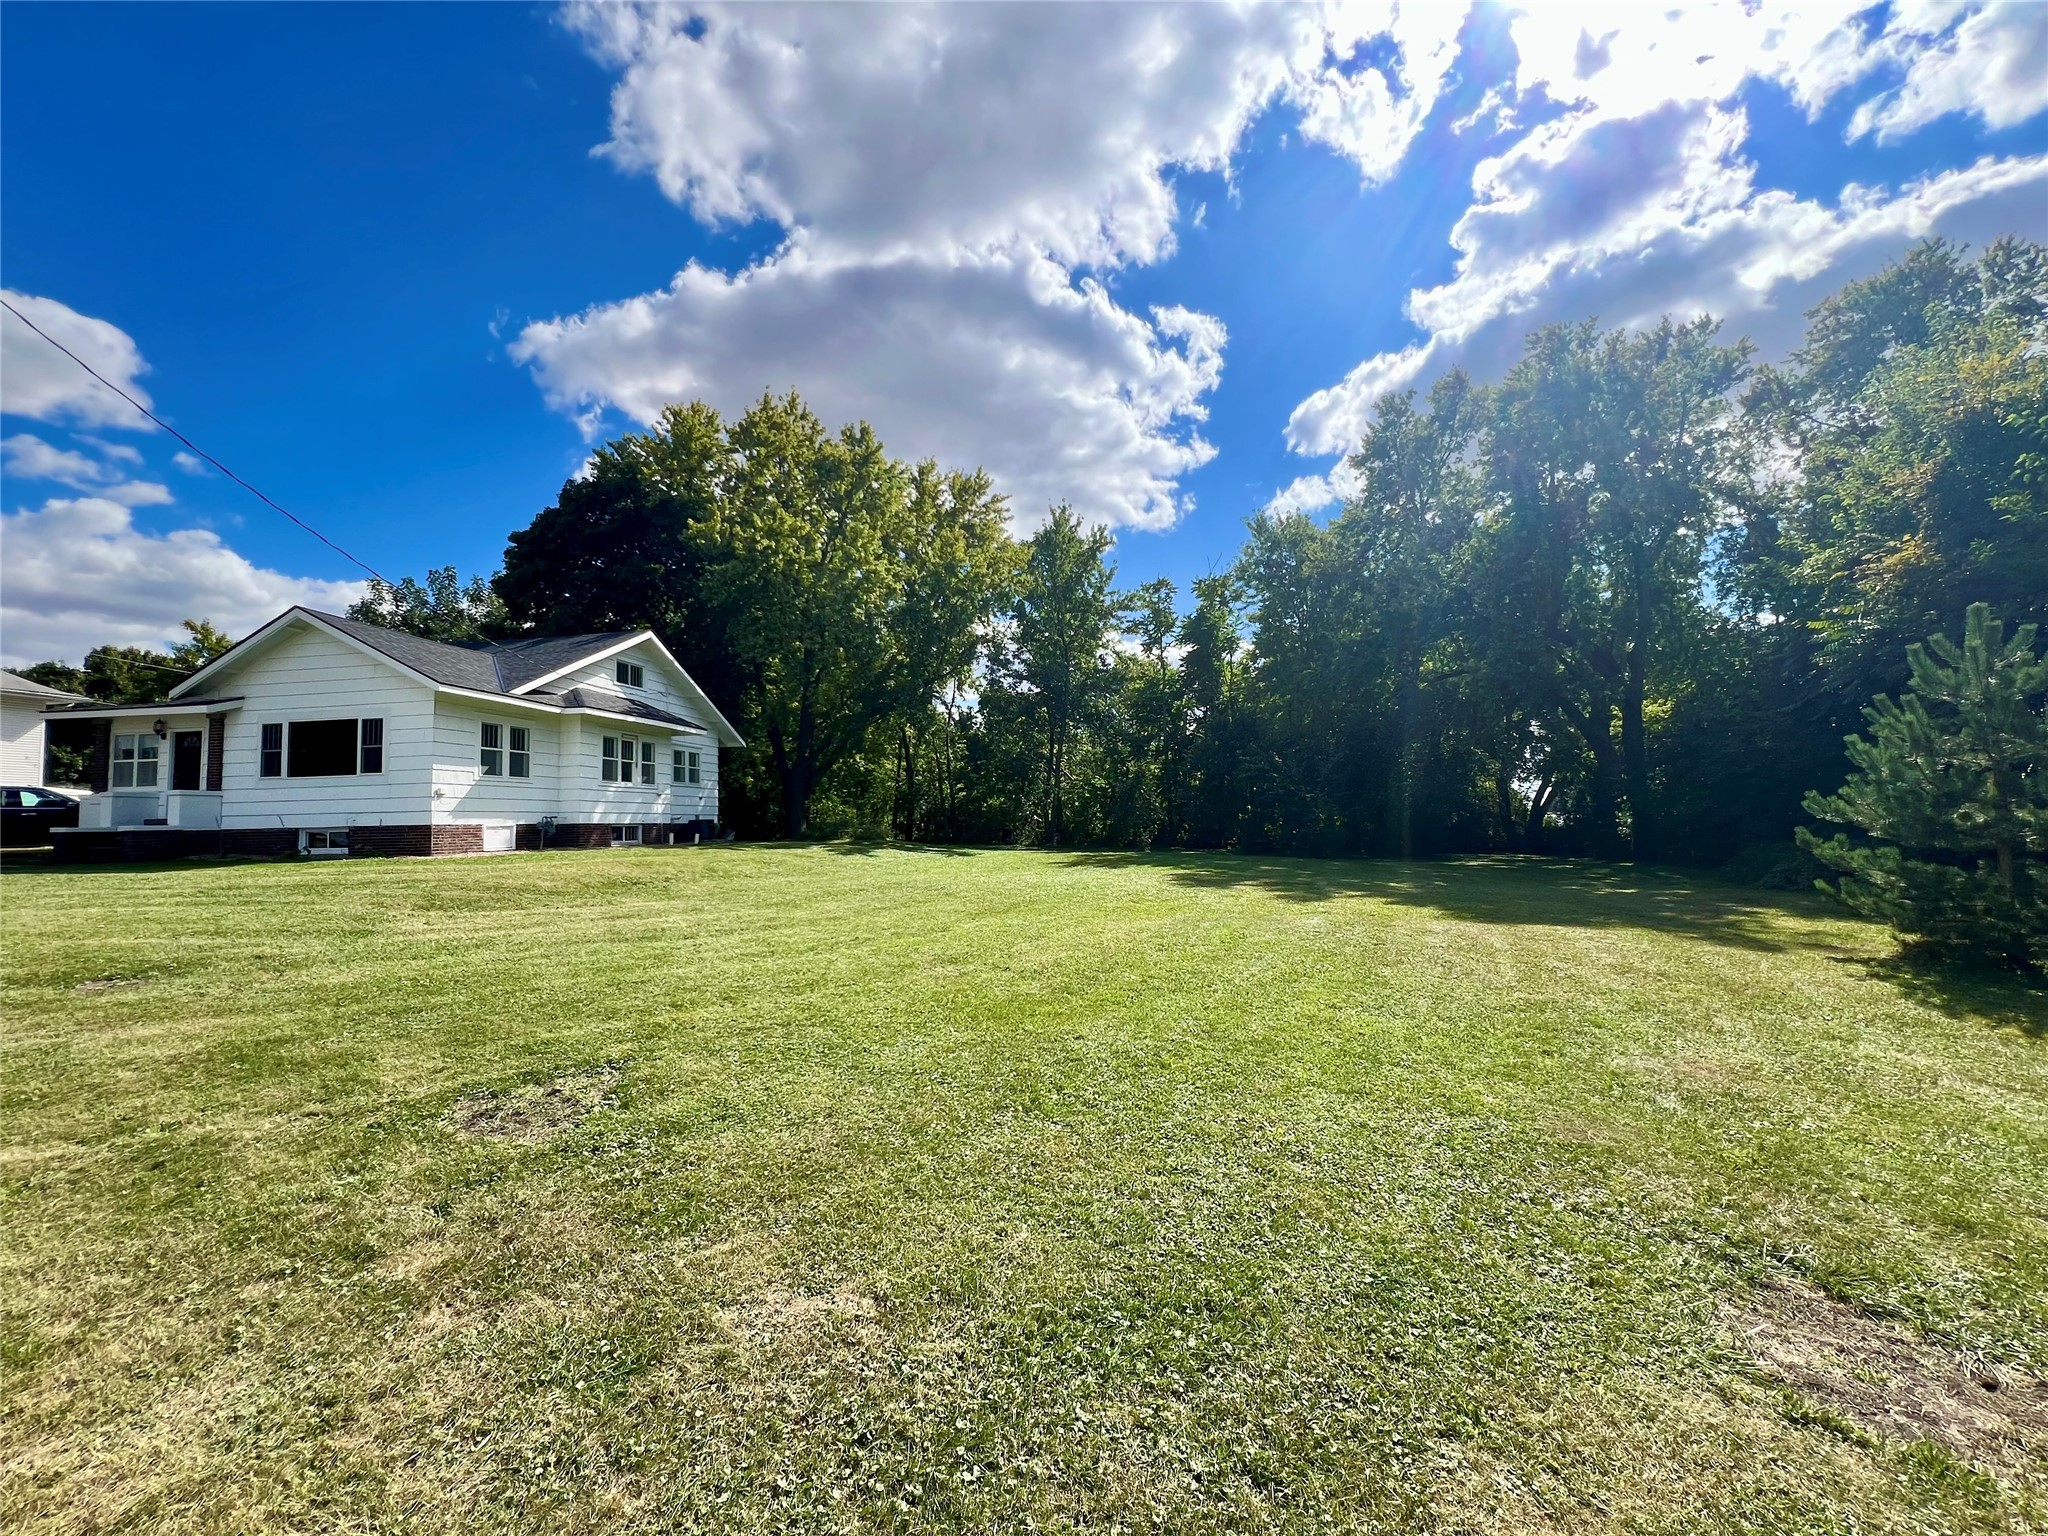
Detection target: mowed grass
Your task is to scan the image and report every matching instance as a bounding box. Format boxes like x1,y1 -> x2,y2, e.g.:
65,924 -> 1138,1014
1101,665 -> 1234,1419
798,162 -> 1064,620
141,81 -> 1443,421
2,846 -> 2045,1534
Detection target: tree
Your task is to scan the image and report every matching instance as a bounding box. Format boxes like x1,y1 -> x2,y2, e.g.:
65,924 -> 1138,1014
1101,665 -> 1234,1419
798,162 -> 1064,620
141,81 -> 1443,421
1799,604 -> 2046,968
349,568 -> 508,642
703,394 -> 1011,837
1334,371 -> 1484,857
997,506 -> 1116,846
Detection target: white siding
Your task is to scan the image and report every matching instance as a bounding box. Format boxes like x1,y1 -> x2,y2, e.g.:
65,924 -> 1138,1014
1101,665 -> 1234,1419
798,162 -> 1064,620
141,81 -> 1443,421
536,640 -> 722,823
216,623 -> 435,829
429,698 -> 560,826
0,698 -> 46,784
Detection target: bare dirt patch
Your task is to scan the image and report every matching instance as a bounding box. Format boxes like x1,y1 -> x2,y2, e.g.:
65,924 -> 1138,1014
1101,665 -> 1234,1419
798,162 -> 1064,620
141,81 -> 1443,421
72,975 -> 150,994
447,1064 -> 621,1143
716,1283 -> 880,1342
1727,1276 -> 2048,1469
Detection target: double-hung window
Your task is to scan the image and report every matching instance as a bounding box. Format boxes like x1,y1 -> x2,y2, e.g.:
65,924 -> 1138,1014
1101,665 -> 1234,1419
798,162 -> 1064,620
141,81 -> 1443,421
509,726 -> 530,778
639,739 -> 655,784
111,732 -> 160,788
260,723 -> 283,777
602,734 -> 637,783
358,719 -> 383,774
615,660 -> 644,688
480,722 -> 504,776
673,748 -> 701,785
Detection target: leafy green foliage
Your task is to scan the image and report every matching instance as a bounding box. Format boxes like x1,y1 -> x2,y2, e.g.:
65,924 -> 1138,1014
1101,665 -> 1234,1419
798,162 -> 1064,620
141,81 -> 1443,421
1801,604 -> 2047,968
348,566 -> 509,643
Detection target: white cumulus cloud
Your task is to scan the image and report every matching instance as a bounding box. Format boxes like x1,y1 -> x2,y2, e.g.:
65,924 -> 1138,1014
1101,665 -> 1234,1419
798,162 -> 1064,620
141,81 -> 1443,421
2,431 -> 172,506
0,290 -> 155,431
0,497 -> 364,667
520,0 -> 1474,529
1286,0 -> 2048,458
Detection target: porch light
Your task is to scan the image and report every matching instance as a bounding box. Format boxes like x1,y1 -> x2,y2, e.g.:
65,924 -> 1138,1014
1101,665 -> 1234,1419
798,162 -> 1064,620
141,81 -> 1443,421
152,719 -> 167,738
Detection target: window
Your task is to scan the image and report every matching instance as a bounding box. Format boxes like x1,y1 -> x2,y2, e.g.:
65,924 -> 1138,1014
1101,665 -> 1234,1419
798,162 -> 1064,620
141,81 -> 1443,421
260,723 -> 283,778
615,660 -> 645,689
112,732 -> 160,789
286,718 -> 369,778
509,726 -> 530,778
674,748 -> 702,785
602,734 -> 641,783
300,829 -> 349,857
611,824 -> 642,845
480,722 -> 503,776
358,719 -> 383,774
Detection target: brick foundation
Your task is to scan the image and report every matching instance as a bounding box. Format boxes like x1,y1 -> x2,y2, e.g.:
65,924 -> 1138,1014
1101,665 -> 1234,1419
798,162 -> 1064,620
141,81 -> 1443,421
345,823 -> 486,858
516,823 -> 546,851
54,828 -> 224,863
545,822 -> 707,848
221,828 -> 299,857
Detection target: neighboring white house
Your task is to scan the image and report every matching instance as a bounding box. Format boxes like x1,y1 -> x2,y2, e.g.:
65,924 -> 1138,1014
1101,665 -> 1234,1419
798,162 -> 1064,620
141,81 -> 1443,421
45,607 -> 742,859
1,669 -> 88,786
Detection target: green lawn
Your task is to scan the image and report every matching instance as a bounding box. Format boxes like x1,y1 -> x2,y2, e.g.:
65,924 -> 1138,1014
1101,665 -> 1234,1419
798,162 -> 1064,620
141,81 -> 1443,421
3,846 -> 2044,1534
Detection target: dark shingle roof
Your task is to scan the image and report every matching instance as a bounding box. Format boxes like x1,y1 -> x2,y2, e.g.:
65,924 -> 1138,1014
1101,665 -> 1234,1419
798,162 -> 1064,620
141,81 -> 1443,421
302,611 -> 639,695
539,687 -> 703,730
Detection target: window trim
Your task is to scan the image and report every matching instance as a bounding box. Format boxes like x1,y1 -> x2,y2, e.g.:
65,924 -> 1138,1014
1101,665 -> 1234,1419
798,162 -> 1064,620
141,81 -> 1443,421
602,733 -> 642,786
263,718 -> 384,779
111,731 -> 161,789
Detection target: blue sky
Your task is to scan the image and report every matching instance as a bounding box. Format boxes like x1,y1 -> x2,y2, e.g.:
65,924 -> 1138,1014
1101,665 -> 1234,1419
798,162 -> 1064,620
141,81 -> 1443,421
4,1 -> 2044,664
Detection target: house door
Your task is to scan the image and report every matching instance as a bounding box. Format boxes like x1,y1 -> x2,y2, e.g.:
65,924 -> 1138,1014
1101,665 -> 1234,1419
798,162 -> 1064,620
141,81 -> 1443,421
171,731 -> 204,791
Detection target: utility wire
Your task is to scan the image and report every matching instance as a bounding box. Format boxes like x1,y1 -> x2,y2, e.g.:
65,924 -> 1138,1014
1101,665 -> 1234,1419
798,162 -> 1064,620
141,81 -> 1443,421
1,297 -> 389,584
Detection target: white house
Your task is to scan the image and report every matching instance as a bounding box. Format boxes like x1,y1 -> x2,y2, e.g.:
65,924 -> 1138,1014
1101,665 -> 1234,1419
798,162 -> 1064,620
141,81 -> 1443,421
1,668 -> 88,785
46,607 -> 742,860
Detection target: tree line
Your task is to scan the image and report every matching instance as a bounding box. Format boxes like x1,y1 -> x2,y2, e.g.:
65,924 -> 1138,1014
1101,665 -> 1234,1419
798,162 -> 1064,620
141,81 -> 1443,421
24,238 -> 2044,955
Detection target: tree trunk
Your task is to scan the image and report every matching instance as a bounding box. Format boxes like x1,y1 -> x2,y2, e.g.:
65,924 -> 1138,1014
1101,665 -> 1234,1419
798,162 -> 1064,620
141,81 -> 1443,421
1387,652 -> 1419,860
1621,577 -> 1653,861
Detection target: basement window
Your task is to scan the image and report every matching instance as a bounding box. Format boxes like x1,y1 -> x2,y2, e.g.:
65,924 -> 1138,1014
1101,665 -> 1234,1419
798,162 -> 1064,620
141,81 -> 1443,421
611,824 -> 642,845
300,829 -> 349,858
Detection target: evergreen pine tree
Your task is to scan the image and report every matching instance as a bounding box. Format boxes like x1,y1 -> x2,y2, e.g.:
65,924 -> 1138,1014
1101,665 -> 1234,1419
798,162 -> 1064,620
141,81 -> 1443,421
1799,603 -> 2047,967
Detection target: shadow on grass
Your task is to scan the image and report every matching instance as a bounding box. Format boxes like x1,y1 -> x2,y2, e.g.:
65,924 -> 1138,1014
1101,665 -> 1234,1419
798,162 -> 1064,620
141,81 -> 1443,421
1841,954 -> 2047,1038
1049,849 -> 1852,957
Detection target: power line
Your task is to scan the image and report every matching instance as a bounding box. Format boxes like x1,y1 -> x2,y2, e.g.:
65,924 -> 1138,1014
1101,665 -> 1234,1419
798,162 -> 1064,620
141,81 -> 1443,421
0,297 -> 388,584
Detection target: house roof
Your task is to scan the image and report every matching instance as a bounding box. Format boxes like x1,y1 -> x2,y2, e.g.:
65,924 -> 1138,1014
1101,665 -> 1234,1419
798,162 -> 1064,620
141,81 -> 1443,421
536,686 -> 704,731
302,611 -> 642,694
165,606 -> 745,746
0,668 -> 88,702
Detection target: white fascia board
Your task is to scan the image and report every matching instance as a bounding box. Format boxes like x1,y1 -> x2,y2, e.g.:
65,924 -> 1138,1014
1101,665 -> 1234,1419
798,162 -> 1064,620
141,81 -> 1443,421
509,630 -> 745,748
172,609 -> 442,698
40,698 -> 244,719
507,633 -> 650,695
433,685 -> 567,716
